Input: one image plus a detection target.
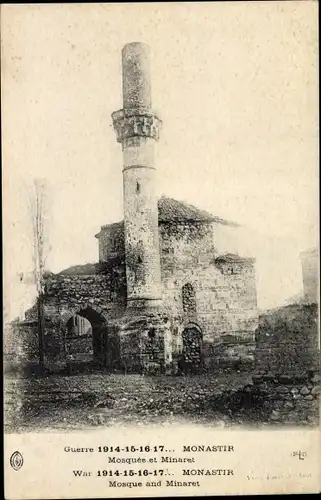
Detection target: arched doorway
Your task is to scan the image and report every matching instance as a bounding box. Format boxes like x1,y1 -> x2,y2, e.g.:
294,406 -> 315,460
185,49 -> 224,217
66,315 -> 93,365
65,306 -> 108,370
181,324 -> 203,374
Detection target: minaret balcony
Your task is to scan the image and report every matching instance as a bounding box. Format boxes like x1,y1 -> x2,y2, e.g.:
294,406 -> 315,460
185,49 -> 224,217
112,108 -> 162,143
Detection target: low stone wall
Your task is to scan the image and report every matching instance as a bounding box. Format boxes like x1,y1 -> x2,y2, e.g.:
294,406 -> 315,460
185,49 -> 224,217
202,334 -> 255,371
251,373 -> 320,425
245,303 -> 321,426
201,373 -> 320,426
255,303 -> 319,376
4,323 -> 39,372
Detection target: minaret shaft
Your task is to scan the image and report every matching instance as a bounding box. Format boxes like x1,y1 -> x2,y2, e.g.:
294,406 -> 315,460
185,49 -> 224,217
112,43 -> 162,310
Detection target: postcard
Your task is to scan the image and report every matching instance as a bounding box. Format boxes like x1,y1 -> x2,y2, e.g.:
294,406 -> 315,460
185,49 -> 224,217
2,2 -> 320,498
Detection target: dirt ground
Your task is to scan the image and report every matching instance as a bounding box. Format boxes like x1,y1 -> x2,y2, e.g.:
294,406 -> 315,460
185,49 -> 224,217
5,371 -> 256,432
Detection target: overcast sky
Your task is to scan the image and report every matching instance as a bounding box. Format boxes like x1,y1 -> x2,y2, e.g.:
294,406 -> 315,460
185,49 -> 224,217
2,2 -> 318,319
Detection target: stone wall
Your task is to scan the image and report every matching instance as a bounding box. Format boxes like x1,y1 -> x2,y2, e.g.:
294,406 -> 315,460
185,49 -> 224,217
159,221 -> 215,271
44,270 -> 126,315
250,375 -> 320,426
96,222 -> 125,263
255,304 -> 319,376
159,220 -> 258,368
43,322 -> 68,372
205,373 -> 319,426
245,303 -> 320,426
5,271 -> 127,373
4,318 -> 70,374
4,322 -> 39,372
203,300 -> 320,425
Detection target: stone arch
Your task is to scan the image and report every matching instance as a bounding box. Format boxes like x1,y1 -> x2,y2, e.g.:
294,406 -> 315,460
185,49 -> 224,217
181,323 -> 203,374
60,303 -> 108,325
61,305 -> 109,369
184,322 -> 202,333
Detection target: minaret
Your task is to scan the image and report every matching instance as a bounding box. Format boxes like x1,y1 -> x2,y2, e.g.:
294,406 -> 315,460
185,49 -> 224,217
112,43 -> 162,312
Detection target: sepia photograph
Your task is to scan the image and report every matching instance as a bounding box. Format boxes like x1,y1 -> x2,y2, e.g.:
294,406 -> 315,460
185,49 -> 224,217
2,2 -> 320,497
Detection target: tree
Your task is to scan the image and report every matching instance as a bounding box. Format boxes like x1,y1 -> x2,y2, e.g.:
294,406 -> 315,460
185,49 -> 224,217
28,179 -> 50,373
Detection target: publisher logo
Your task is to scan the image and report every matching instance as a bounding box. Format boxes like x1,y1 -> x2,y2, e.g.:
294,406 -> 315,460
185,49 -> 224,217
10,451 -> 23,471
